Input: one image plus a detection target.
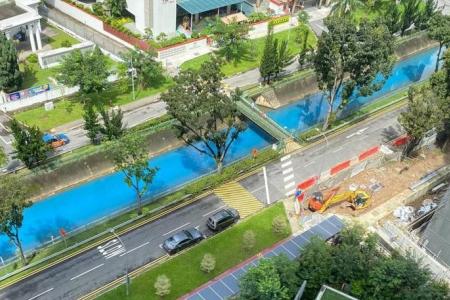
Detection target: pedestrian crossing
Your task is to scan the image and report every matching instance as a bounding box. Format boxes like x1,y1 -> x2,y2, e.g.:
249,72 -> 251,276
214,182 -> 263,218
97,239 -> 125,259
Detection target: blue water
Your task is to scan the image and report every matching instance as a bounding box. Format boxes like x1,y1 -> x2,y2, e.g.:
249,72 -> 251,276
0,46 -> 440,259
268,47 -> 439,133
0,122 -> 275,258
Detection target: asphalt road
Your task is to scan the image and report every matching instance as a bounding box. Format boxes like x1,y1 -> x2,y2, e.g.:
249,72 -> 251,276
0,194 -> 225,300
240,106 -> 405,204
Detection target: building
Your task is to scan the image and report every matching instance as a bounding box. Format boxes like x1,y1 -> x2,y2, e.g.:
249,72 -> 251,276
0,0 -> 43,52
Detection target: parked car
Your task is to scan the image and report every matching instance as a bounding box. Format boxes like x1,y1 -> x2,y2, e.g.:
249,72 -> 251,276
207,208 -> 240,232
43,133 -> 70,149
162,227 -> 204,255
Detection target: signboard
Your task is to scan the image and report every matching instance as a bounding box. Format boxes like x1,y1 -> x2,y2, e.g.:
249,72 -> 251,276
7,84 -> 51,101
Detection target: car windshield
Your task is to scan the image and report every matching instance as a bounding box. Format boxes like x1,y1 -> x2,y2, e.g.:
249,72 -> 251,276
172,232 -> 188,243
216,210 -> 230,220
183,230 -> 193,239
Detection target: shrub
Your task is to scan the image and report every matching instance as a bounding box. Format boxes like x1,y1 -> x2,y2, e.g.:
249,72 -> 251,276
191,31 -> 199,39
248,12 -> 270,23
60,40 -> 72,48
200,253 -> 216,273
154,274 -> 171,297
242,230 -> 256,251
26,54 -> 38,64
272,215 -> 288,235
269,15 -> 290,26
92,2 -> 104,16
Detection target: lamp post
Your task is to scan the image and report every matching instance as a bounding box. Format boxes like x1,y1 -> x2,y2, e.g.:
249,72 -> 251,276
128,59 -> 137,101
110,228 -> 130,296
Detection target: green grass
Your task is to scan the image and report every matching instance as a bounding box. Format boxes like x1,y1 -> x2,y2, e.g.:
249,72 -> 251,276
19,62 -> 58,89
98,202 -> 290,300
42,20 -> 80,49
181,25 -> 317,77
14,79 -> 174,131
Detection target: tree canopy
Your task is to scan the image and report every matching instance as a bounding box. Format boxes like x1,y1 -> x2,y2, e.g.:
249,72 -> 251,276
212,20 -> 251,64
57,47 -> 111,97
120,48 -> 165,89
313,17 -> 395,130
330,0 -> 365,18
104,0 -> 127,18
0,175 -> 31,265
0,33 -> 22,92
428,12 -> 450,71
160,57 -> 246,172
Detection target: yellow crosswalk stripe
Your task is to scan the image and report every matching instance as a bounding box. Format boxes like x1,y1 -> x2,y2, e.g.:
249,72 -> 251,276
214,182 -> 263,218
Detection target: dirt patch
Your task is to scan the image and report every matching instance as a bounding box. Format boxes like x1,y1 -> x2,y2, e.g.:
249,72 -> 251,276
311,150 -> 449,217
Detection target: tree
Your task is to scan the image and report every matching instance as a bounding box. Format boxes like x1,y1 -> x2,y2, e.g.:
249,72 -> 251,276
242,230 -> 256,251
0,33 -> 22,92
259,26 -> 278,84
399,86 -> 441,158
313,17 -> 395,130
0,176 -> 31,265
160,57 -> 246,172
57,47 -> 110,100
330,0 -> 365,18
297,11 -> 310,25
0,147 -> 6,166
109,134 -> 157,215
275,39 -> 294,77
272,215 -> 288,235
239,258 -> 291,300
212,20 -> 250,64
383,1 -> 402,34
83,104 -> 101,144
417,0 -> 437,29
100,108 -> 124,141
200,253 -> 216,273
10,119 -> 49,168
104,0 -> 127,18
154,274 -> 171,297
120,48 -> 165,89
399,0 -> 422,36
428,12 -> 450,72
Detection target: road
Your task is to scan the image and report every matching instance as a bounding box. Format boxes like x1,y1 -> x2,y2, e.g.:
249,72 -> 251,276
0,194 -> 225,300
0,104 -> 405,300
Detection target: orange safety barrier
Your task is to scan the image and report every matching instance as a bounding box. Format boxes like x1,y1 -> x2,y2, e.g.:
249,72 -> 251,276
392,135 -> 409,147
330,160 -> 351,175
358,146 -> 380,161
297,176 -> 318,191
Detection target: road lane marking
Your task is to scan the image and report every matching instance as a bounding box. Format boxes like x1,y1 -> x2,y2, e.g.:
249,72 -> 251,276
249,185 -> 265,194
162,222 -> 190,236
120,242 -> 150,256
282,167 -> 293,175
332,146 -> 343,153
70,264 -> 104,281
281,161 -> 292,168
283,174 -> 294,182
105,247 -> 125,259
201,205 -> 227,217
304,161 -> 314,167
357,127 -> 368,134
346,133 -> 356,139
284,182 -> 295,189
27,288 -> 54,300
0,135 -> 11,145
280,155 -> 291,161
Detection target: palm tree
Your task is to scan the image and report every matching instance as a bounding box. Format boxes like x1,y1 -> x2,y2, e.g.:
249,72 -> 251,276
330,0 -> 366,18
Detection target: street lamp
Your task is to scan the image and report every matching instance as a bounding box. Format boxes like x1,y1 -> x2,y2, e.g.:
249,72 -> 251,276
127,59 -> 137,101
110,228 -> 130,296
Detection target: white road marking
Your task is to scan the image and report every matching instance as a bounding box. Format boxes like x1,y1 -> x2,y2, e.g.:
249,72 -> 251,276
332,146 -> 343,153
159,244 -> 163,249
202,205 -> 227,217
283,174 -> 294,182
249,185 -> 265,194
284,182 -> 295,189
285,189 -> 296,197
280,155 -> 291,161
162,222 -> 190,236
98,239 -> 118,251
281,161 -> 292,168
70,264 -> 104,281
346,133 -> 356,139
304,161 -> 314,167
0,122 -> 9,131
120,242 -> 150,256
27,288 -> 54,300
282,167 -> 293,175
105,247 -> 125,259
357,127 -> 368,134
0,135 -> 11,145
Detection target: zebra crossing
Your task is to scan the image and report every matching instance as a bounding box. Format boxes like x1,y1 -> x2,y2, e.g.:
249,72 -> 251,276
97,239 -> 125,259
280,154 -> 296,197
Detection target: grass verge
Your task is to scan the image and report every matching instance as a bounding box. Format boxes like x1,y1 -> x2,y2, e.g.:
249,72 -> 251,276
181,25 -> 317,77
14,79 -> 174,131
97,202 -> 290,300
0,148 -> 280,286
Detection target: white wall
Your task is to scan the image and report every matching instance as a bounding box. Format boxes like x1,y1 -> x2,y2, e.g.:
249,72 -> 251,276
158,37 -> 208,60
151,0 -> 177,36
126,0 -> 147,32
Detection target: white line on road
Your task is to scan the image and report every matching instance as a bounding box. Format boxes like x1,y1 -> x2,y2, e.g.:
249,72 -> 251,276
0,135 -> 11,145
27,288 -> 54,300
304,161 -> 315,167
280,155 -> 291,162
70,264 -> 104,281
357,127 -> 368,134
283,174 -> 294,182
281,161 -> 292,168
202,205 -> 227,217
332,146 -> 343,153
284,182 -> 295,189
162,222 -> 190,236
346,133 -> 356,139
249,185 -> 265,194
120,242 -> 150,256
0,122 -> 9,131
285,189 -> 296,197
282,167 -> 293,175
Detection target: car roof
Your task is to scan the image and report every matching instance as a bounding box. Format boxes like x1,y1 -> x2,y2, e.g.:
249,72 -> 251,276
210,209 -> 231,221
172,231 -> 189,242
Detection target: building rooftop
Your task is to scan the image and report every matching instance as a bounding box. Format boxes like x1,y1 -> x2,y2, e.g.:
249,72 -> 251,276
177,0 -> 244,14
0,1 -> 26,21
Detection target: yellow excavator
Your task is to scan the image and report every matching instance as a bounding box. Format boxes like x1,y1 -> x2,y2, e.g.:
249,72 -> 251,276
308,188 -> 371,213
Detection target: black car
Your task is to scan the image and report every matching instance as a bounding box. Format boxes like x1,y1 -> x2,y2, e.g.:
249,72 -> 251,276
162,227 -> 204,255
207,208 -> 240,231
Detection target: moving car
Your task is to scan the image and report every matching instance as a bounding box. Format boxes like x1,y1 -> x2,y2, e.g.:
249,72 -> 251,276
207,208 -> 240,231
162,227 -> 204,255
43,133 -> 70,149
